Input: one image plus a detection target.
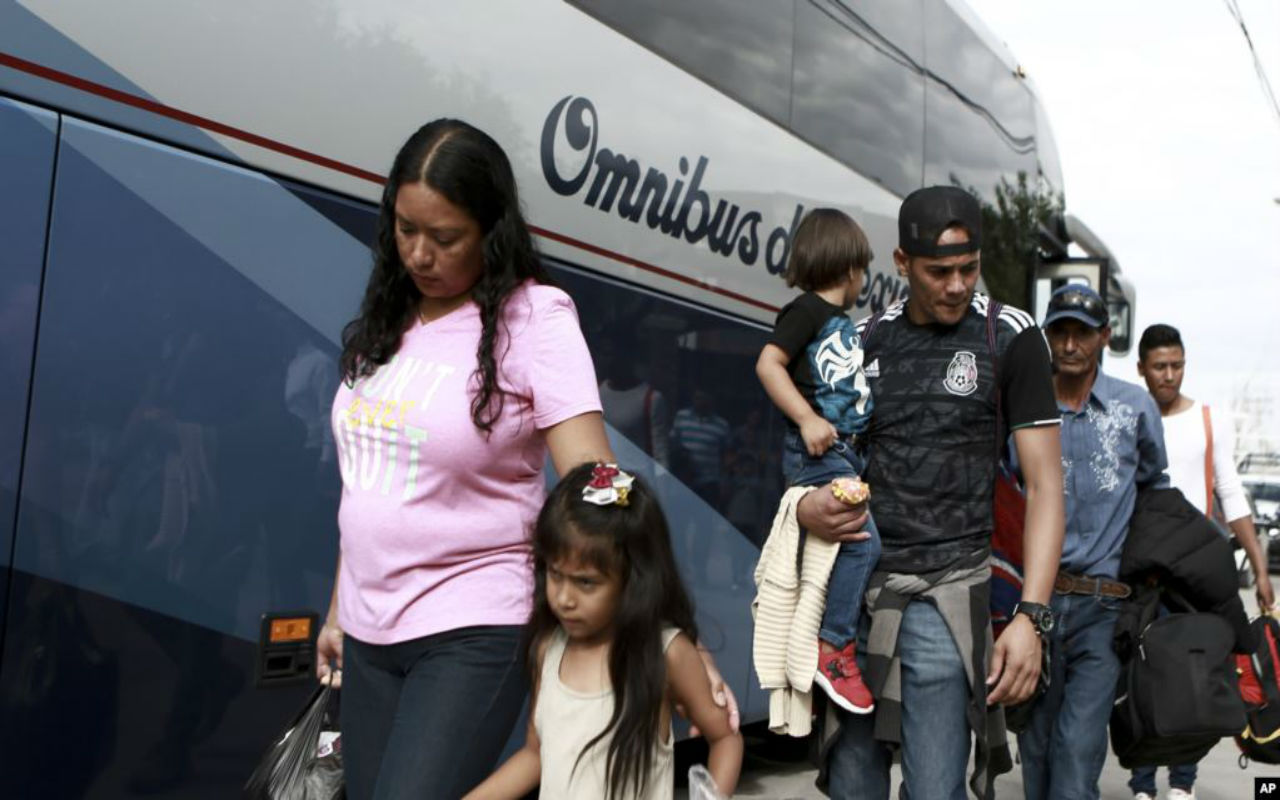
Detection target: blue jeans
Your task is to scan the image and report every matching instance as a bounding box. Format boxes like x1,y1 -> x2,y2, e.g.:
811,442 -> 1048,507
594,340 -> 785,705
1129,764 -> 1197,795
827,600 -> 972,799
782,431 -> 882,649
1017,592 -> 1123,800
342,625 -> 526,800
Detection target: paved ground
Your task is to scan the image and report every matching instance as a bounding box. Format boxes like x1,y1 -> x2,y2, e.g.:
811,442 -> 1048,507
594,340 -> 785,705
679,582 -> 1278,799
692,736 -> 1273,799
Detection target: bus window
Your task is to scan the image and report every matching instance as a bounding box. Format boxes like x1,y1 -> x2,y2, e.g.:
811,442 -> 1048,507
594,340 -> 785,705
568,0 -> 794,125
791,0 -> 925,197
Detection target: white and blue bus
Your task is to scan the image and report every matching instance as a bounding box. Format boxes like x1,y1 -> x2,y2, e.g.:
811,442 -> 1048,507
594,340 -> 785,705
0,2 -> 1131,796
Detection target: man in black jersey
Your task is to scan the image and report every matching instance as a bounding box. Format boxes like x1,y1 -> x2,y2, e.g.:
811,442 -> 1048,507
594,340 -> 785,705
801,187 -> 1064,799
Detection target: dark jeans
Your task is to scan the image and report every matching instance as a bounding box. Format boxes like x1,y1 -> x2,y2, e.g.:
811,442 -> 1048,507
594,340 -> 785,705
827,601 -> 972,799
782,432 -> 881,649
1017,592 -> 1123,800
1129,764 -> 1197,795
342,625 -> 526,800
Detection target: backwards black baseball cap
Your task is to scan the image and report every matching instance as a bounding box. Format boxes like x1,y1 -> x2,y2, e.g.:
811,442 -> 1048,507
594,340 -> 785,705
898,186 -> 982,258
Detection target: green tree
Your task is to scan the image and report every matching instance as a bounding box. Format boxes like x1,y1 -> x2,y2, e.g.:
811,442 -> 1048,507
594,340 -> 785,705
956,172 -> 1064,309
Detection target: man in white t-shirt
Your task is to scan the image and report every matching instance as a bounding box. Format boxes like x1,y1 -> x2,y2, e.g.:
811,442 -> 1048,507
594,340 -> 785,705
597,332 -> 671,468
1129,323 -> 1274,800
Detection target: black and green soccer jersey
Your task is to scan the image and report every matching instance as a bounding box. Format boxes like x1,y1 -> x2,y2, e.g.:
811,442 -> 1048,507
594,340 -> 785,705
857,294 -> 1059,574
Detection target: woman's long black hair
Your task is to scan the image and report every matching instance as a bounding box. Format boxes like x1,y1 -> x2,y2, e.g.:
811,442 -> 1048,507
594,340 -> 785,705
339,119 -> 550,433
528,464 -> 698,800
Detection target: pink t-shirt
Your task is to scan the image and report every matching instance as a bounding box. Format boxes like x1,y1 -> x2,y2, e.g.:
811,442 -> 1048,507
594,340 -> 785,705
331,283 -> 602,644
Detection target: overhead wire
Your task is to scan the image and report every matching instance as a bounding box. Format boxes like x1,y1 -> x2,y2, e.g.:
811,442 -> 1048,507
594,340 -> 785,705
1222,0 -> 1280,127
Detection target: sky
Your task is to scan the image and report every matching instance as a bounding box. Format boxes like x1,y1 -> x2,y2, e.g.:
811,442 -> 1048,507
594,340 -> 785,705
966,0 -> 1280,450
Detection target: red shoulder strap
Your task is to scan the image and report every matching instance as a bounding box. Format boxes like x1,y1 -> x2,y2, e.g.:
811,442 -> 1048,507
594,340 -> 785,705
988,301 -> 1004,462
1203,404 -> 1215,517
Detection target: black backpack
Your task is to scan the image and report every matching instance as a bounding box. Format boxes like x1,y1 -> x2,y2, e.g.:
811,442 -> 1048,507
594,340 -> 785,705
1110,587 -> 1247,768
1236,615 -> 1280,764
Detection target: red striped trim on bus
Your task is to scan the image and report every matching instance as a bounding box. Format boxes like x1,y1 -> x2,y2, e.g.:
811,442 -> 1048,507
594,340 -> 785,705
0,50 -> 779,314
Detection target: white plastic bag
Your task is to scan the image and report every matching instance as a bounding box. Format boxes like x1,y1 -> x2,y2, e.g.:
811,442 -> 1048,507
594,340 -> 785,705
687,764 -> 727,800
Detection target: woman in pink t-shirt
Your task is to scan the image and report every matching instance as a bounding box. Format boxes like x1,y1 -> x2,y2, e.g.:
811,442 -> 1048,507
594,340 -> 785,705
314,120 -> 734,799
317,119 -> 611,799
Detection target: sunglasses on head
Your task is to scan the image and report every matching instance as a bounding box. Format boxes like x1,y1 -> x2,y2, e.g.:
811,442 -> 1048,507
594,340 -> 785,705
1051,288 -> 1107,321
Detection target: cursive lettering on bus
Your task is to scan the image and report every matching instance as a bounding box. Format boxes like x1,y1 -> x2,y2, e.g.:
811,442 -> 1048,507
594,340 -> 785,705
856,271 -> 910,313
542,95 -> 792,271
540,95 -> 909,307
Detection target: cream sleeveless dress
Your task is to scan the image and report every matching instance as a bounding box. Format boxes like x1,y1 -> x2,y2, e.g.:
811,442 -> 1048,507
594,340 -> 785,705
536,626 -> 680,799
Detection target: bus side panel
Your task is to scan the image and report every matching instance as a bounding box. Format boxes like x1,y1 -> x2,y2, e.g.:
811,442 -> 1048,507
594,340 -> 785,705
0,97 -> 57,643
0,3 -> 252,181
0,105 -> 776,796
0,115 -> 370,798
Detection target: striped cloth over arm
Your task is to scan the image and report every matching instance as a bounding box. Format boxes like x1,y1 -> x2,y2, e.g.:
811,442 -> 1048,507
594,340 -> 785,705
751,485 -> 841,737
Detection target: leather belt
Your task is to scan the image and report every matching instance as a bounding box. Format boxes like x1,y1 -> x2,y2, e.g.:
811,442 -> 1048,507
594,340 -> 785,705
1054,572 -> 1132,599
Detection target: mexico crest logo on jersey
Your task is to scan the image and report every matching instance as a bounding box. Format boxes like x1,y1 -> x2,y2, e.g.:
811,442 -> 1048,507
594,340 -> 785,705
944,351 -> 979,396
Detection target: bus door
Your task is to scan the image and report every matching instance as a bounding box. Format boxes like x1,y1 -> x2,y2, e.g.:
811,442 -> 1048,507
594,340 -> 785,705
0,96 -> 58,652
1031,256 -> 1107,318
1035,211 -> 1136,356
1031,256 -> 1135,356
0,111 -> 368,798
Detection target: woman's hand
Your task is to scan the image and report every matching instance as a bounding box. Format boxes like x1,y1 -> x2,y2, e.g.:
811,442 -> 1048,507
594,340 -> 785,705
668,636 -> 742,797
316,622 -> 344,688
699,646 -> 740,733
680,645 -> 740,735
795,485 -> 871,544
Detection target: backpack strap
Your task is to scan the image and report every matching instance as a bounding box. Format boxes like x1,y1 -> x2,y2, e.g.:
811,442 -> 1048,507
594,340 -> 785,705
986,300 -> 1005,463
1203,404 -> 1215,518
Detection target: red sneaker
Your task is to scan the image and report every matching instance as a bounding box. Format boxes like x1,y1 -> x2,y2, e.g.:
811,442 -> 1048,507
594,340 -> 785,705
814,640 -> 874,714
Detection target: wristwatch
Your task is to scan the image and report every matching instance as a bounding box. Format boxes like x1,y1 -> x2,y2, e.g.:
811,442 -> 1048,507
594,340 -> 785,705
1013,601 -> 1055,637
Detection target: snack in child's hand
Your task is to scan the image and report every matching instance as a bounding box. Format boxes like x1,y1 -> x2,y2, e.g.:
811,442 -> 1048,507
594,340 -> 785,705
831,477 -> 870,506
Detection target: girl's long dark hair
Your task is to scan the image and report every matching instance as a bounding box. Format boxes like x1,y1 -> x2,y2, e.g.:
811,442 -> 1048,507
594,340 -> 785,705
528,464 -> 698,800
339,119 -> 550,432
